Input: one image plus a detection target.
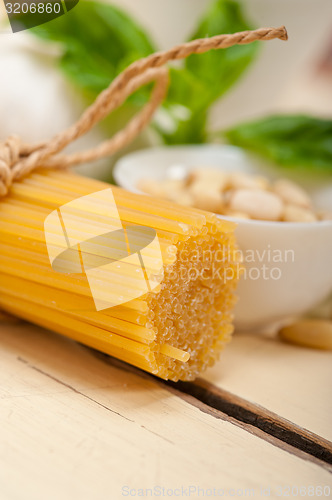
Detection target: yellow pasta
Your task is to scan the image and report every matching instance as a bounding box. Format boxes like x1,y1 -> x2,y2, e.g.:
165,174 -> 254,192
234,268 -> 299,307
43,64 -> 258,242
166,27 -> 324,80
0,169 -> 241,381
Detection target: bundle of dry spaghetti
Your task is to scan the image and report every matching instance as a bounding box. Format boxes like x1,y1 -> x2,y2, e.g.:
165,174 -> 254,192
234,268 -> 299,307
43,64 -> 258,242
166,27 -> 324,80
0,169 -> 240,380
0,27 -> 287,380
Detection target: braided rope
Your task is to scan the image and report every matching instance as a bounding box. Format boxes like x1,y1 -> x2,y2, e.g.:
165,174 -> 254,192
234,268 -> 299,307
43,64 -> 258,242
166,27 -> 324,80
0,26 -> 287,197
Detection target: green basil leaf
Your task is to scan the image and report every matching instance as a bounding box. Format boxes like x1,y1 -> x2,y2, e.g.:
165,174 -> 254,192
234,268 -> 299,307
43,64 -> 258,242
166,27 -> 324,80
25,1 -> 156,96
21,0 -> 258,146
225,115 -> 332,171
163,0 -> 258,144
186,0 -> 258,103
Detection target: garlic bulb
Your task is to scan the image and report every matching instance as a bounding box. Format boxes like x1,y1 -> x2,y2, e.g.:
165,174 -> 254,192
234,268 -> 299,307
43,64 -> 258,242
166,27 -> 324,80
0,33 -> 112,179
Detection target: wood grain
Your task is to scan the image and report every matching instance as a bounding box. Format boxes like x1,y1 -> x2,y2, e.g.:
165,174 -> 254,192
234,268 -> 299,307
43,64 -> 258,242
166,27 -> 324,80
171,378 -> 332,467
1,322 -> 331,500
95,352 -> 332,471
203,332 -> 332,442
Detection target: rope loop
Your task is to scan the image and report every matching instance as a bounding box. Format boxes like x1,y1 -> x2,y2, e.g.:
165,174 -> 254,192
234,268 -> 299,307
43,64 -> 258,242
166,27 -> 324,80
0,26 -> 287,197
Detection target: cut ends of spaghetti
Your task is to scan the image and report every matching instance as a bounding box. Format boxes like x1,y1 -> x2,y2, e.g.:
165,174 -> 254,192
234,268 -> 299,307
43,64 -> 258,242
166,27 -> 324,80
146,222 -> 240,381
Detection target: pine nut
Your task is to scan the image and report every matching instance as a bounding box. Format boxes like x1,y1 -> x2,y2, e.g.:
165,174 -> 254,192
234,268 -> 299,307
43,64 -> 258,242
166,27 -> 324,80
138,168 -> 329,223
279,319 -> 332,350
318,210 -> 332,221
282,204 -> 317,222
228,189 -> 283,221
188,168 -> 227,191
189,181 -> 223,212
227,172 -> 268,190
274,179 -> 312,208
223,210 -> 251,219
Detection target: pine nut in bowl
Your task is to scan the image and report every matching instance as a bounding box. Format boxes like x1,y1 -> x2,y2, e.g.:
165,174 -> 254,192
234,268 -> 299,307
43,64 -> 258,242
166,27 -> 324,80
114,145 -> 332,331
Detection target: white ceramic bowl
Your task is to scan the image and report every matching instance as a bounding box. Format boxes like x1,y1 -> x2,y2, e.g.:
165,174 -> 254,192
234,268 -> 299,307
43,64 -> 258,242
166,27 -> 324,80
114,145 -> 332,331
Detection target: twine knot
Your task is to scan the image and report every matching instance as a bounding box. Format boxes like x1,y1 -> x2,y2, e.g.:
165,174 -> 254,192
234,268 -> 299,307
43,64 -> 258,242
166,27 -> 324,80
0,136 -> 21,196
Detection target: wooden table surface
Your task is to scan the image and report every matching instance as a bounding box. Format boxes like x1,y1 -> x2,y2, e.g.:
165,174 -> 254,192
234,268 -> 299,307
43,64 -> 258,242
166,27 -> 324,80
1,320 -> 331,500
